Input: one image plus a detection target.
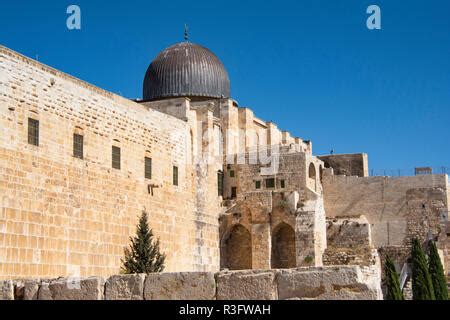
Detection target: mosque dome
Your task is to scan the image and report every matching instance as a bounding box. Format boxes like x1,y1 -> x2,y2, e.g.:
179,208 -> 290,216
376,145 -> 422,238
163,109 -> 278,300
143,42 -> 230,101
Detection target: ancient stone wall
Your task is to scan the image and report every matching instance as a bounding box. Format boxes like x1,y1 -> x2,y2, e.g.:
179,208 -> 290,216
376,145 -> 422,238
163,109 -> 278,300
0,266 -> 383,300
322,174 -> 448,247
323,216 -> 377,267
0,46 -> 221,279
318,153 -> 368,177
322,173 -> 449,273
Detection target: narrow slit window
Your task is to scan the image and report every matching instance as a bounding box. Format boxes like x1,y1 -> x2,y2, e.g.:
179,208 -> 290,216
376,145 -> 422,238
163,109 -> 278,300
280,179 -> 285,188
145,157 -> 152,179
217,171 -> 224,196
255,180 -> 261,189
112,146 -> 121,170
28,118 -> 39,146
73,134 -> 84,159
173,166 -> 178,186
229,170 -> 235,178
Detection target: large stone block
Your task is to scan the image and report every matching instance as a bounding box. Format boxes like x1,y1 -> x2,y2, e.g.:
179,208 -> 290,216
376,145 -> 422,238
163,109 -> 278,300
144,272 -> 215,300
216,270 -> 277,300
38,277 -> 105,300
13,279 -> 40,300
105,274 -> 145,300
277,266 -> 381,300
0,280 -> 14,300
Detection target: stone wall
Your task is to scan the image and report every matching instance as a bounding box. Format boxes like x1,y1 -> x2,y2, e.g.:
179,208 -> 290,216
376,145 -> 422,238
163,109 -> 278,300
318,153 -> 368,177
322,174 -> 448,247
0,46 -> 221,279
323,216 -> 377,267
0,267 -> 383,300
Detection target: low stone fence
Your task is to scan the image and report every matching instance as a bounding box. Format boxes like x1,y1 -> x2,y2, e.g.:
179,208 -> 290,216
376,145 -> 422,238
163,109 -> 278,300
0,265 -> 383,300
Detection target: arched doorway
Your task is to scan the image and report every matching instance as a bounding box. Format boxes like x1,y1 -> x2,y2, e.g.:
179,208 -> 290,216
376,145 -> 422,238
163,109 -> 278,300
271,222 -> 296,268
220,224 -> 252,270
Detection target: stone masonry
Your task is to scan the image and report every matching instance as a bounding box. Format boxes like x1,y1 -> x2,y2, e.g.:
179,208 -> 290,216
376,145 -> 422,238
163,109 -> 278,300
0,267 -> 383,300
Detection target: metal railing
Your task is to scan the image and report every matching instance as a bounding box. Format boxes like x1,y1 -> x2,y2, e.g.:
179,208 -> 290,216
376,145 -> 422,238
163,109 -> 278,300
399,263 -> 411,289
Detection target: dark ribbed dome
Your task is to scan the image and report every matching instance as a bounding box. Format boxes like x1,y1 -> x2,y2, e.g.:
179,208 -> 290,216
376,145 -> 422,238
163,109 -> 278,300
143,42 -> 230,101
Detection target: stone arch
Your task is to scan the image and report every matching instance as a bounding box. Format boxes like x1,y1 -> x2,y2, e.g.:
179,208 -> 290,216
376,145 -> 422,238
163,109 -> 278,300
308,163 -> 316,179
271,222 -> 296,268
308,162 -> 317,191
220,224 -> 252,270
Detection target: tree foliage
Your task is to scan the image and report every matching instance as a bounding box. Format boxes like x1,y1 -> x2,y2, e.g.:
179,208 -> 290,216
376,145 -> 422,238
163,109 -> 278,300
384,254 -> 404,300
121,211 -> 166,274
411,238 -> 435,300
428,240 -> 448,300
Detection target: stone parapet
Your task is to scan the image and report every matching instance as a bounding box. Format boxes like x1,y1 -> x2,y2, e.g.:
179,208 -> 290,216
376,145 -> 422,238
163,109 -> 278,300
0,266 -> 382,300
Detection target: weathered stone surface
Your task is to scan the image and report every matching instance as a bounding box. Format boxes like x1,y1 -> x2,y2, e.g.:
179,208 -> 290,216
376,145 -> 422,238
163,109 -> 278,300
13,279 -> 40,300
38,277 -> 104,300
144,272 -> 216,300
105,274 -> 145,300
216,270 -> 277,300
0,280 -> 14,300
277,266 -> 382,300
0,45 -> 222,279
37,281 -> 52,300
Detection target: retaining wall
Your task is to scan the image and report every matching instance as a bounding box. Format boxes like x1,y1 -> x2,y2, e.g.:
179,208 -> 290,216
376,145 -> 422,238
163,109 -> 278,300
0,266 -> 382,300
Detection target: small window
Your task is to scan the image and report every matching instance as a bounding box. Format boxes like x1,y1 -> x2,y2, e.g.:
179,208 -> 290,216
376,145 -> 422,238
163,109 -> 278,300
231,187 -> 237,199
28,118 -> 39,146
112,146 -> 121,170
73,134 -> 83,159
229,170 -> 235,178
255,181 -> 261,189
280,179 -> 285,188
217,171 -> 224,196
265,178 -> 275,188
145,157 -> 152,179
173,166 -> 178,186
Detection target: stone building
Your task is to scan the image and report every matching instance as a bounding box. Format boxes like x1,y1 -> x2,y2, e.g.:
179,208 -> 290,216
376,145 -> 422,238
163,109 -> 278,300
0,39 -> 448,283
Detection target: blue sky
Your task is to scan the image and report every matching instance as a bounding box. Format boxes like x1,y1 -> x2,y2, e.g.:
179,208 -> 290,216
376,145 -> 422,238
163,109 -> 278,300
1,0 -> 449,174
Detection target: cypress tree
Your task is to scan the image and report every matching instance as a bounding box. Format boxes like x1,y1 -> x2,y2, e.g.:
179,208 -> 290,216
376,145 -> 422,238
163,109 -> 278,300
428,240 -> 448,300
384,254 -> 404,300
121,211 -> 166,274
411,238 -> 435,300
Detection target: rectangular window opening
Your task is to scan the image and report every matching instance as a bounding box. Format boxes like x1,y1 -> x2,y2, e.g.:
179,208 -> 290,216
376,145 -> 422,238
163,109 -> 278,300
112,146 -> 121,170
28,118 -> 39,146
73,134 -> 83,159
217,171 -> 224,196
231,187 -> 237,199
173,166 -> 178,186
265,178 -> 275,188
145,157 -> 152,179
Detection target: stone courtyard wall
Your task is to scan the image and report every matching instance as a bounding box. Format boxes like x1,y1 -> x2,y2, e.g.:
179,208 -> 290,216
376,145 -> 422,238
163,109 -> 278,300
0,266 -> 383,300
318,153 -> 368,177
0,46 -> 221,279
322,174 -> 448,247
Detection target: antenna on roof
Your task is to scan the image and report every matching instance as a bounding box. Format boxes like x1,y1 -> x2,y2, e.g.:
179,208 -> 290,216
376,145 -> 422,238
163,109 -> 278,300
184,24 -> 189,41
